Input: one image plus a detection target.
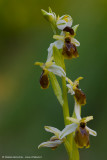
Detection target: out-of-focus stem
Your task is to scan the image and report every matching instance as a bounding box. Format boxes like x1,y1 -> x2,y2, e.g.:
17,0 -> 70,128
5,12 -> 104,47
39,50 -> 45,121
64,139 -> 72,160
61,61 -> 73,159
62,60 -> 79,160
62,76 -> 70,125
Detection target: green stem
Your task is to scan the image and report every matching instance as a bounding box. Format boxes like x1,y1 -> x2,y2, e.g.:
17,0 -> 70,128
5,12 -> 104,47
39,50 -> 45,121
53,47 -> 79,159
71,136 -> 79,160
64,140 -> 72,160
61,63 -> 73,160
62,76 -> 70,125
61,61 -> 79,160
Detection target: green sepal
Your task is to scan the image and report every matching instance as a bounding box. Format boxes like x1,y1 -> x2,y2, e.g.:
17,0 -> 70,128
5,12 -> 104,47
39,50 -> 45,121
72,24 -> 79,34
49,7 -> 53,13
49,72 -> 63,106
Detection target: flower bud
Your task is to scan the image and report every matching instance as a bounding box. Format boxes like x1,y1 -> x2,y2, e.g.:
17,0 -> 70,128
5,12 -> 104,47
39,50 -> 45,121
41,8 -> 56,25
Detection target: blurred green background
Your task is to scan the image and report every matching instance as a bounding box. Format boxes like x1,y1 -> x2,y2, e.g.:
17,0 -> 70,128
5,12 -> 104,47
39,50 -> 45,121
0,0 -> 107,160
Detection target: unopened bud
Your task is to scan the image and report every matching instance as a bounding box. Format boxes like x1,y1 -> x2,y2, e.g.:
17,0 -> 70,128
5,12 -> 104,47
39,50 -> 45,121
41,9 -> 56,24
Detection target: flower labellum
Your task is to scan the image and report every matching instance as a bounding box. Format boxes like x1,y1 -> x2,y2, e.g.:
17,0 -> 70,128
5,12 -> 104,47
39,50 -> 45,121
62,36 -> 79,59
62,26 -> 79,59
40,70 -> 49,89
74,122 -> 90,148
74,88 -> 86,106
66,77 -> 86,106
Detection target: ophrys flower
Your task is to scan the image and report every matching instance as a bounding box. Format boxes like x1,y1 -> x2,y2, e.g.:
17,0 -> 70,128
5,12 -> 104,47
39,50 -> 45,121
35,57 -> 66,89
59,116 -> 97,148
53,25 -> 80,59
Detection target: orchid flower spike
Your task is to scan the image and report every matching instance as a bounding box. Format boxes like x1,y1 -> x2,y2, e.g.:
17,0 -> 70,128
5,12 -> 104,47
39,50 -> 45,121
35,57 -> 66,89
38,126 -> 65,150
59,116 -> 97,148
53,25 -> 80,59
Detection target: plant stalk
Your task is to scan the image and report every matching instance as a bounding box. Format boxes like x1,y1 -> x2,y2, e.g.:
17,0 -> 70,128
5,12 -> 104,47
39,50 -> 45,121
61,60 -> 79,160
62,76 -> 70,125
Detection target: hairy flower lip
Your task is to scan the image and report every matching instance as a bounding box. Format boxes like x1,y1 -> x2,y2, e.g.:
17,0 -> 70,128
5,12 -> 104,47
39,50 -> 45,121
40,70 -> 50,89
75,126 -> 90,148
62,41 -> 79,59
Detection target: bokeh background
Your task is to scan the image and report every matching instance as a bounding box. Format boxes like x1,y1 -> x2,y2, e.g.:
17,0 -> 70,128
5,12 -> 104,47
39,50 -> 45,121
0,0 -> 107,160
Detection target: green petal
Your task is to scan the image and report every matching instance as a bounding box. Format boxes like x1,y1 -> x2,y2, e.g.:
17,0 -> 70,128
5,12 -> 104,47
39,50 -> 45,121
67,117 -> 80,124
81,116 -> 93,123
53,35 -> 64,41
